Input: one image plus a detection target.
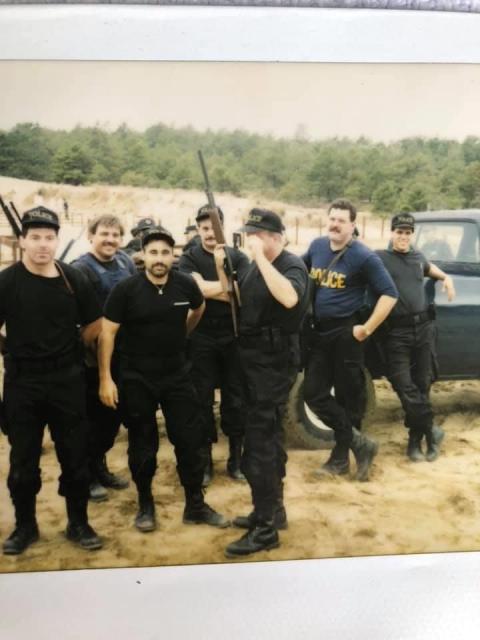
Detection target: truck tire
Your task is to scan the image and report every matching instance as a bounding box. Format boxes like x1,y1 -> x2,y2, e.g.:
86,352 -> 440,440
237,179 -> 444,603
284,370 -> 376,450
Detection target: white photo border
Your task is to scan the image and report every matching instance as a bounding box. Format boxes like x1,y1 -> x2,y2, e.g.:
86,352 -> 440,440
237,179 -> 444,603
1,6 -> 480,639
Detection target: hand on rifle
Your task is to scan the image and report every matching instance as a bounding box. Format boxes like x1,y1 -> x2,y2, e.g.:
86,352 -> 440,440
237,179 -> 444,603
213,244 -> 227,271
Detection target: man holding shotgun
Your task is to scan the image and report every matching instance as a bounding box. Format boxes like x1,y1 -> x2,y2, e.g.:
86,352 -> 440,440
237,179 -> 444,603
179,152 -> 249,486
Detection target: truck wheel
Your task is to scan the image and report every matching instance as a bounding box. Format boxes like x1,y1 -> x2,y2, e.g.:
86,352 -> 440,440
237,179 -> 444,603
284,370 -> 376,450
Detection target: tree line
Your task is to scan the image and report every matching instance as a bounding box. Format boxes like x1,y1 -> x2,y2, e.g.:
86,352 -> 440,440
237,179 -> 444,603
2,122 -> 480,214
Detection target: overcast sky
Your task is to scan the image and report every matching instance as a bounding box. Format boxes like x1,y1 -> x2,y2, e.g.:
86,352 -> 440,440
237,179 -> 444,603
1,61 -> 480,142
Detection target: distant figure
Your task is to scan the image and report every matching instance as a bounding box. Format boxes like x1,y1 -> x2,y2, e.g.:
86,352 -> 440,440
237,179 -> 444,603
183,224 -> 201,253
63,199 -> 70,221
123,217 -> 156,257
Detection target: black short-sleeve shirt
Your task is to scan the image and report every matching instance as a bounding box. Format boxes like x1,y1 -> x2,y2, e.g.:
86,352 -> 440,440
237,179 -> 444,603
239,250 -> 310,334
104,270 -> 204,358
0,261 -> 101,360
178,244 -> 250,328
376,249 -> 431,317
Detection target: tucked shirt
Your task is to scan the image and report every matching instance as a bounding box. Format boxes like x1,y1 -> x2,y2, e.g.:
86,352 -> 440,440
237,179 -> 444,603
239,250 -> 310,334
0,261 -> 100,360
104,270 -> 203,359
376,249 -> 431,317
302,237 -> 398,320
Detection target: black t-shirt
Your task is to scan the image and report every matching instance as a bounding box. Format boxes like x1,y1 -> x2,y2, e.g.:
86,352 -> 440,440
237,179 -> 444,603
239,250 -> 310,334
104,270 -> 204,358
376,249 -> 431,316
178,243 -> 250,328
0,261 -> 101,360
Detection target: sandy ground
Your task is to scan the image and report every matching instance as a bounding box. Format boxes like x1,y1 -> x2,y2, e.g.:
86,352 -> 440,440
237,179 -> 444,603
1,379 -> 480,574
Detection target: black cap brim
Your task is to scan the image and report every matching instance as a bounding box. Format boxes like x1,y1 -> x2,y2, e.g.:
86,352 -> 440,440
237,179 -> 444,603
142,232 -> 175,248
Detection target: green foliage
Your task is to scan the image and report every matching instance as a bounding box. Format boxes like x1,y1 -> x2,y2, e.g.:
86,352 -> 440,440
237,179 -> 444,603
1,123 -> 479,213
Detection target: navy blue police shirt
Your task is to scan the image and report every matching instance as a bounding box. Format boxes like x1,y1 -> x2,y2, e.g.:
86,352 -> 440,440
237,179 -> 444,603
239,250 -> 310,335
104,270 -> 204,360
0,261 -> 101,360
302,237 -> 398,320
376,249 -> 431,317
178,244 -> 250,333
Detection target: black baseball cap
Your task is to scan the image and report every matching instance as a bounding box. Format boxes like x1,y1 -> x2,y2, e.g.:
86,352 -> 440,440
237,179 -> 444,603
131,217 -> 156,236
141,225 -> 175,249
391,213 -> 415,231
196,205 -> 224,224
239,208 -> 285,234
22,206 -> 60,230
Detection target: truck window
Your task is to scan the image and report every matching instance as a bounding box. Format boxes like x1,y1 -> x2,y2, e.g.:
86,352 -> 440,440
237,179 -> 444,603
415,221 -> 479,263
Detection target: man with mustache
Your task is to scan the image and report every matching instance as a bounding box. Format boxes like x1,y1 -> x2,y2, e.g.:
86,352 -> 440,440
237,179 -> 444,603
0,207 -> 103,554
178,205 -> 250,486
99,226 -> 229,532
72,215 -> 136,502
303,198 -> 398,481
377,213 -> 455,462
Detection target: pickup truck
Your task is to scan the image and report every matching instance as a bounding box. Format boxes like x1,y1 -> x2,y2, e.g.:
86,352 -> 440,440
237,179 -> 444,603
285,210 -> 480,449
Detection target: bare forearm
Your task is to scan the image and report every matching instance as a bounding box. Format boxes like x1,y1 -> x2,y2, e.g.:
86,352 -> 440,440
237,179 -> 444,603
98,332 -> 116,382
428,264 -> 446,280
364,295 -> 398,334
255,253 -> 298,309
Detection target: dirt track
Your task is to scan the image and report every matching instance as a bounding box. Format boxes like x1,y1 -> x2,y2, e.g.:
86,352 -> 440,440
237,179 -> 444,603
1,380 -> 480,574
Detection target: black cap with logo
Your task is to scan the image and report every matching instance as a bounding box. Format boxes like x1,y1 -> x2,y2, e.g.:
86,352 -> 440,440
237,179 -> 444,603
141,225 -> 175,249
196,205 -> 224,224
22,206 -> 60,230
131,217 -> 156,236
391,213 -> 415,231
239,208 -> 285,234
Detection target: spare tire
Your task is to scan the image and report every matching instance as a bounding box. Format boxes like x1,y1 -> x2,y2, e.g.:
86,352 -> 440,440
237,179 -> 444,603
284,370 -> 376,450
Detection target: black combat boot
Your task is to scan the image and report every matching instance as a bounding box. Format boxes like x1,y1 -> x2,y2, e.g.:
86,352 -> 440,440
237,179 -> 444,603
97,456 -> 129,490
233,481 -> 287,530
407,429 -> 425,462
134,488 -> 156,533
226,437 -> 246,481
201,444 -> 214,488
183,487 -> 230,528
2,496 -> 39,556
225,519 -> 280,558
315,444 -> 350,478
65,497 -> 103,550
425,425 -> 445,462
88,460 -> 108,503
350,428 -> 378,482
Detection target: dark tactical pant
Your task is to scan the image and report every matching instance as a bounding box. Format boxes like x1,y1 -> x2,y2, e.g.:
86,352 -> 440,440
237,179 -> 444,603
85,366 -> 122,467
3,362 -> 90,503
385,321 -> 434,433
119,364 -> 206,492
189,329 -> 246,443
303,320 -> 366,453
238,332 -> 299,522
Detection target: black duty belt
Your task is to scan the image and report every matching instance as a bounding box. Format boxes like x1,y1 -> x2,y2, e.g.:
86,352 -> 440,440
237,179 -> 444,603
387,310 -> 430,329
238,326 -> 294,350
120,352 -> 185,373
313,314 -> 357,333
4,350 -> 79,375
198,315 -> 234,334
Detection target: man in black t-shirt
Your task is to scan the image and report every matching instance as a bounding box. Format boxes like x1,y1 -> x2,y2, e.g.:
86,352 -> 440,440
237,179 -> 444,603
0,206 -> 103,555
99,226 -> 229,533
72,214 -> 136,502
178,205 -> 250,486
377,213 -> 455,462
221,209 -> 310,558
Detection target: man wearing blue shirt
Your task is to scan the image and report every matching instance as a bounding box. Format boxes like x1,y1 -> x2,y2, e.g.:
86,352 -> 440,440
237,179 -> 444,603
302,199 -> 398,481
